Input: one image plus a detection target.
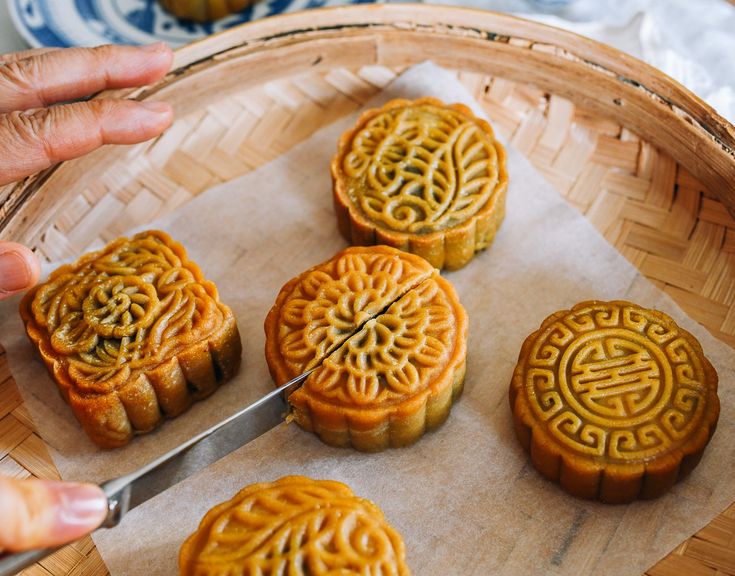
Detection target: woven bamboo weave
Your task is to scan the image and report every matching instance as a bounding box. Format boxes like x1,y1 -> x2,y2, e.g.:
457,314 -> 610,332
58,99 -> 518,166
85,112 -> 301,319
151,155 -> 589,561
2,64 -> 734,576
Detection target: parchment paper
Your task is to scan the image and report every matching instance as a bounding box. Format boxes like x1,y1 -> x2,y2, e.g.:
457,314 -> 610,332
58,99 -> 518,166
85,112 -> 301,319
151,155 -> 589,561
1,62 -> 733,575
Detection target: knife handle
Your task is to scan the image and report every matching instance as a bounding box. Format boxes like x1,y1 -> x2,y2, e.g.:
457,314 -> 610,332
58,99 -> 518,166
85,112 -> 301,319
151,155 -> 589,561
0,546 -> 61,576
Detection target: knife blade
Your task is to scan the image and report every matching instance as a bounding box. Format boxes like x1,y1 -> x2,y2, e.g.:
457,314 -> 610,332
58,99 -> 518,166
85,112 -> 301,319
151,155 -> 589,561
0,368 -> 315,576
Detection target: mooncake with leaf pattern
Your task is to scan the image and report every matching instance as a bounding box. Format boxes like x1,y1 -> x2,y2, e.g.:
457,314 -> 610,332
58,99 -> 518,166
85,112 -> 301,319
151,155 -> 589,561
509,300 -> 719,503
20,230 -> 241,448
331,97 -> 508,270
265,245 -> 467,452
179,476 -> 411,576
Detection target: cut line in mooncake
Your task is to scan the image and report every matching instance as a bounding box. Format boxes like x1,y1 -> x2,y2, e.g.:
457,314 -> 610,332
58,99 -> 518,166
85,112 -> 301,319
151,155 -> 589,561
331,97 -> 508,271
179,476 -> 411,576
265,245 -> 467,452
264,245 -> 435,385
509,300 -> 720,504
20,230 -> 242,448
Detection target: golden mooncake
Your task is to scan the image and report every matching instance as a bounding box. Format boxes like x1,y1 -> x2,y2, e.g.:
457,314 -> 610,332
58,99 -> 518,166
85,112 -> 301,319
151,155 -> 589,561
331,97 -> 508,271
179,476 -> 411,576
265,245 -> 467,452
509,300 -> 720,504
20,230 -> 241,448
158,0 -> 252,21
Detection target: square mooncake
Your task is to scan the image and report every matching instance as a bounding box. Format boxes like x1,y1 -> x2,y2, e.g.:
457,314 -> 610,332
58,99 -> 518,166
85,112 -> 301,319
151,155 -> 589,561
20,230 -> 242,448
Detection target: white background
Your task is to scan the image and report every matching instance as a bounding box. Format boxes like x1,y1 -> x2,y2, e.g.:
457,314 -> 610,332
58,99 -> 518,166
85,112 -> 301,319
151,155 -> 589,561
0,1 -> 25,53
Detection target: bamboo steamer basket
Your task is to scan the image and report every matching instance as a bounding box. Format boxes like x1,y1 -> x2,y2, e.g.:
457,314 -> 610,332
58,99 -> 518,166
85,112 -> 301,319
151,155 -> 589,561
0,5 -> 734,575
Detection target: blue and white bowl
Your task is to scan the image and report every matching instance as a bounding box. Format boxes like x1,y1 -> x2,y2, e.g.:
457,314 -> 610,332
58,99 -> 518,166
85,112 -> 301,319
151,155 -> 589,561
8,0 -> 374,48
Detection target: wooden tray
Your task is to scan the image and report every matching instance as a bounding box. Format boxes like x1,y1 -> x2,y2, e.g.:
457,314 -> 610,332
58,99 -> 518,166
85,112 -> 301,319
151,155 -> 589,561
1,6 -> 733,575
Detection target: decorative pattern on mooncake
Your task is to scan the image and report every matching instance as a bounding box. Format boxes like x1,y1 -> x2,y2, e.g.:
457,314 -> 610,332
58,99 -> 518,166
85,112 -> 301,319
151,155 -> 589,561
179,476 -> 411,576
265,245 -> 434,385
509,300 -> 719,503
20,230 -> 241,448
265,246 -> 467,452
331,97 -> 508,270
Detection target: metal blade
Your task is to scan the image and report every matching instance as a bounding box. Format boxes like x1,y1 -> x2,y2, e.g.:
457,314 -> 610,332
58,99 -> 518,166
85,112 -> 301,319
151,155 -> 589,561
100,368 -> 315,527
0,370 -> 315,576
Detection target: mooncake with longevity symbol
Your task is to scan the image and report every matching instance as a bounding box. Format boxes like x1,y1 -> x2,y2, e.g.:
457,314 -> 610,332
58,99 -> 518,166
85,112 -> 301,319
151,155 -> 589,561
265,245 -> 467,452
331,97 -> 508,270
179,475 -> 411,576
509,300 -> 719,503
20,230 -> 242,448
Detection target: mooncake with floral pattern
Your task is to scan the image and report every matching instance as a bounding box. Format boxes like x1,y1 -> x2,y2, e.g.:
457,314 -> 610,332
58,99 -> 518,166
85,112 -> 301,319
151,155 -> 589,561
20,230 -> 241,448
265,245 -> 467,452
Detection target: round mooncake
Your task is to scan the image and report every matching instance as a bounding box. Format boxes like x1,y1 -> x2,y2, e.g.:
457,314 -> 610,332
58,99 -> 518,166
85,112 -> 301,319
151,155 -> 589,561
264,245 -> 467,452
509,300 -> 720,504
331,97 -> 508,271
158,0 -> 252,21
179,476 -> 411,576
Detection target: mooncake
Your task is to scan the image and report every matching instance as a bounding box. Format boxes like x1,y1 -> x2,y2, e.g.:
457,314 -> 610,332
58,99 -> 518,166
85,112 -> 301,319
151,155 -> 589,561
331,97 -> 508,271
158,0 -> 252,21
179,476 -> 411,576
509,300 -> 719,503
20,230 -> 241,448
265,245 -> 467,452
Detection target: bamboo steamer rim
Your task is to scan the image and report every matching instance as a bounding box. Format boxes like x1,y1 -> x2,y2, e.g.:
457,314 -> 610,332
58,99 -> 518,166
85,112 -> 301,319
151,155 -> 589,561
1,4 -> 735,245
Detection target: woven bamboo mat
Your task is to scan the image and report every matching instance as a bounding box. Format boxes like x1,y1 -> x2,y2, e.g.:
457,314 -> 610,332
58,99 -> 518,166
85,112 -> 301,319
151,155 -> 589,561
3,65 -> 734,576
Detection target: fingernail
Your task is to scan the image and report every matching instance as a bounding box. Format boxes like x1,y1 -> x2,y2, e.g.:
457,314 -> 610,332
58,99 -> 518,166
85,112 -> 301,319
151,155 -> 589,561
56,483 -> 108,529
140,41 -> 167,53
0,251 -> 32,293
139,101 -> 171,115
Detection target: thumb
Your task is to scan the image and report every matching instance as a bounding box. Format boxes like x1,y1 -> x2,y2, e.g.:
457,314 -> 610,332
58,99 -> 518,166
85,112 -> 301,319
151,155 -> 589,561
0,242 -> 41,299
0,477 -> 107,552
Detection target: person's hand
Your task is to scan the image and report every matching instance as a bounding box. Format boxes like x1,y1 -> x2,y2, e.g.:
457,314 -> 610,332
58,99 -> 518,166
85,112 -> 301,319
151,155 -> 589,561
0,262 -> 100,553
0,43 -> 174,185
0,247 -> 100,556
0,43 -> 175,553
0,242 -> 99,553
0,241 -> 39,300
0,477 -> 107,553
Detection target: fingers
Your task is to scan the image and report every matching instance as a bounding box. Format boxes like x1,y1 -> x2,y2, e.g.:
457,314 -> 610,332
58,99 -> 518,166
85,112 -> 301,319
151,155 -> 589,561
0,44 -> 175,184
0,43 -> 173,113
0,477 -> 107,552
0,98 -> 173,185
0,48 -> 59,64
0,241 -> 40,299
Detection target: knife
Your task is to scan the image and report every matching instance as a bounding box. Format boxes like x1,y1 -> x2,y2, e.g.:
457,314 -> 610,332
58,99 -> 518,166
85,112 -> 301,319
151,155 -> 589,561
0,368 -> 315,576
